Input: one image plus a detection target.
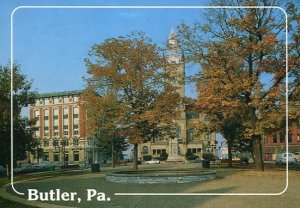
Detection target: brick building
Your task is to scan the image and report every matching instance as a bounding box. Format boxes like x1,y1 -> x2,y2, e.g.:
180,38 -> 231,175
263,128 -> 300,160
29,90 -> 99,165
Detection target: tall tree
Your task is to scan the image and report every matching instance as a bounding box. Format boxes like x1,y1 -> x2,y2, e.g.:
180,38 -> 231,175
0,64 -> 37,167
83,32 -> 180,170
178,0 -> 289,171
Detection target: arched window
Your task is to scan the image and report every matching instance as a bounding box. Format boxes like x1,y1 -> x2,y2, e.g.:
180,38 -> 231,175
142,146 -> 149,155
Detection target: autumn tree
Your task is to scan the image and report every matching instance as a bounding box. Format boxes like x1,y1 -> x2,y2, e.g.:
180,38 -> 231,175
287,2 -> 300,127
83,32 -> 180,170
178,0 -> 290,171
0,64 -> 37,167
81,89 -> 128,168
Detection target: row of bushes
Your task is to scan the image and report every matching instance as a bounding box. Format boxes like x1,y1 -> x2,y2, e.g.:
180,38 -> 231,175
143,152 -> 169,161
143,152 -> 216,161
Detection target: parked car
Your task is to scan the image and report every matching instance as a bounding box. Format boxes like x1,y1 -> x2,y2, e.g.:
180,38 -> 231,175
293,152 -> 300,162
37,161 -> 57,170
145,159 -> 160,164
275,153 -> 295,165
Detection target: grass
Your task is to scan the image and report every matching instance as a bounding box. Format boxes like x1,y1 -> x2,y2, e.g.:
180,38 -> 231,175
0,177 -> 37,208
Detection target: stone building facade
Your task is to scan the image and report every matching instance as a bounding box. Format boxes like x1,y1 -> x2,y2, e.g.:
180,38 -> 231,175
138,31 -> 217,161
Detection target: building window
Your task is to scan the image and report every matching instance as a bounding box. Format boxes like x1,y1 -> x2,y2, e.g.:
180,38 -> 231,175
205,134 -> 211,140
63,125 -> 69,129
64,153 -> 69,162
44,132 -> 49,137
197,148 -> 202,152
153,149 -> 157,155
73,137 -> 79,145
53,139 -> 59,146
44,116 -> 49,120
44,126 -> 49,131
297,134 -> 300,142
64,131 -> 69,136
188,129 -> 194,141
61,139 -> 69,146
280,133 -> 285,143
73,107 -> 79,113
54,152 -> 59,162
63,107 -> 68,115
157,149 -> 162,154
73,151 -> 79,162
54,131 -> 59,136
43,139 -> 49,147
192,148 -> 197,154
176,126 -> 181,139
87,138 -> 93,145
43,152 -> 49,161
186,112 -> 199,119
288,132 -> 292,143
187,148 -> 191,153
54,98 -> 59,104
273,134 -> 277,143
53,126 -> 58,130
73,124 -> 79,129
162,149 -> 166,154
142,146 -> 149,155
73,130 -> 79,135
73,114 -> 79,118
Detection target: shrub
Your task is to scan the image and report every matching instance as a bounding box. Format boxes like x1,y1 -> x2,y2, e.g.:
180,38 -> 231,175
159,152 -> 168,161
143,155 -> 152,161
185,152 -> 198,160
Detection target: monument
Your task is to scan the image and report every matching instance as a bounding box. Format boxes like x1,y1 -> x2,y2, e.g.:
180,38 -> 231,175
166,137 -> 184,163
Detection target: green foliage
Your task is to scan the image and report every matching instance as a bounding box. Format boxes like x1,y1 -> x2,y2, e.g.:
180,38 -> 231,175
159,152 -> 168,161
0,64 -> 37,167
143,155 -> 152,161
96,132 -> 129,161
185,151 -> 198,160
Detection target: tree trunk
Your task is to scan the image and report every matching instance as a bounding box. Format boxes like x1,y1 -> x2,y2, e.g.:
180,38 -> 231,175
227,140 -> 233,168
111,139 -> 116,168
132,143 -> 138,170
252,135 -> 264,171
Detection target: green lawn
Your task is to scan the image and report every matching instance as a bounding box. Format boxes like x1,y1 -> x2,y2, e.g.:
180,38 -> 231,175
0,177 -> 37,208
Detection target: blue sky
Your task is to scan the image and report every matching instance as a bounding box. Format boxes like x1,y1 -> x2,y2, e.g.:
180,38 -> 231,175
0,0 -> 210,95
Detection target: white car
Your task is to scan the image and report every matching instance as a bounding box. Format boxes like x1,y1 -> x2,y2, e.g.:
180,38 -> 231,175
145,159 -> 160,164
275,153 -> 295,165
293,152 -> 300,162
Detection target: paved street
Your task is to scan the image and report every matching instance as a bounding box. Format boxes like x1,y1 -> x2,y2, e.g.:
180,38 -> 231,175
1,163 -> 299,208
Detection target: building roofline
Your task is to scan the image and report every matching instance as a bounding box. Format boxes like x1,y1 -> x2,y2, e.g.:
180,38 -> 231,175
37,90 -> 83,98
